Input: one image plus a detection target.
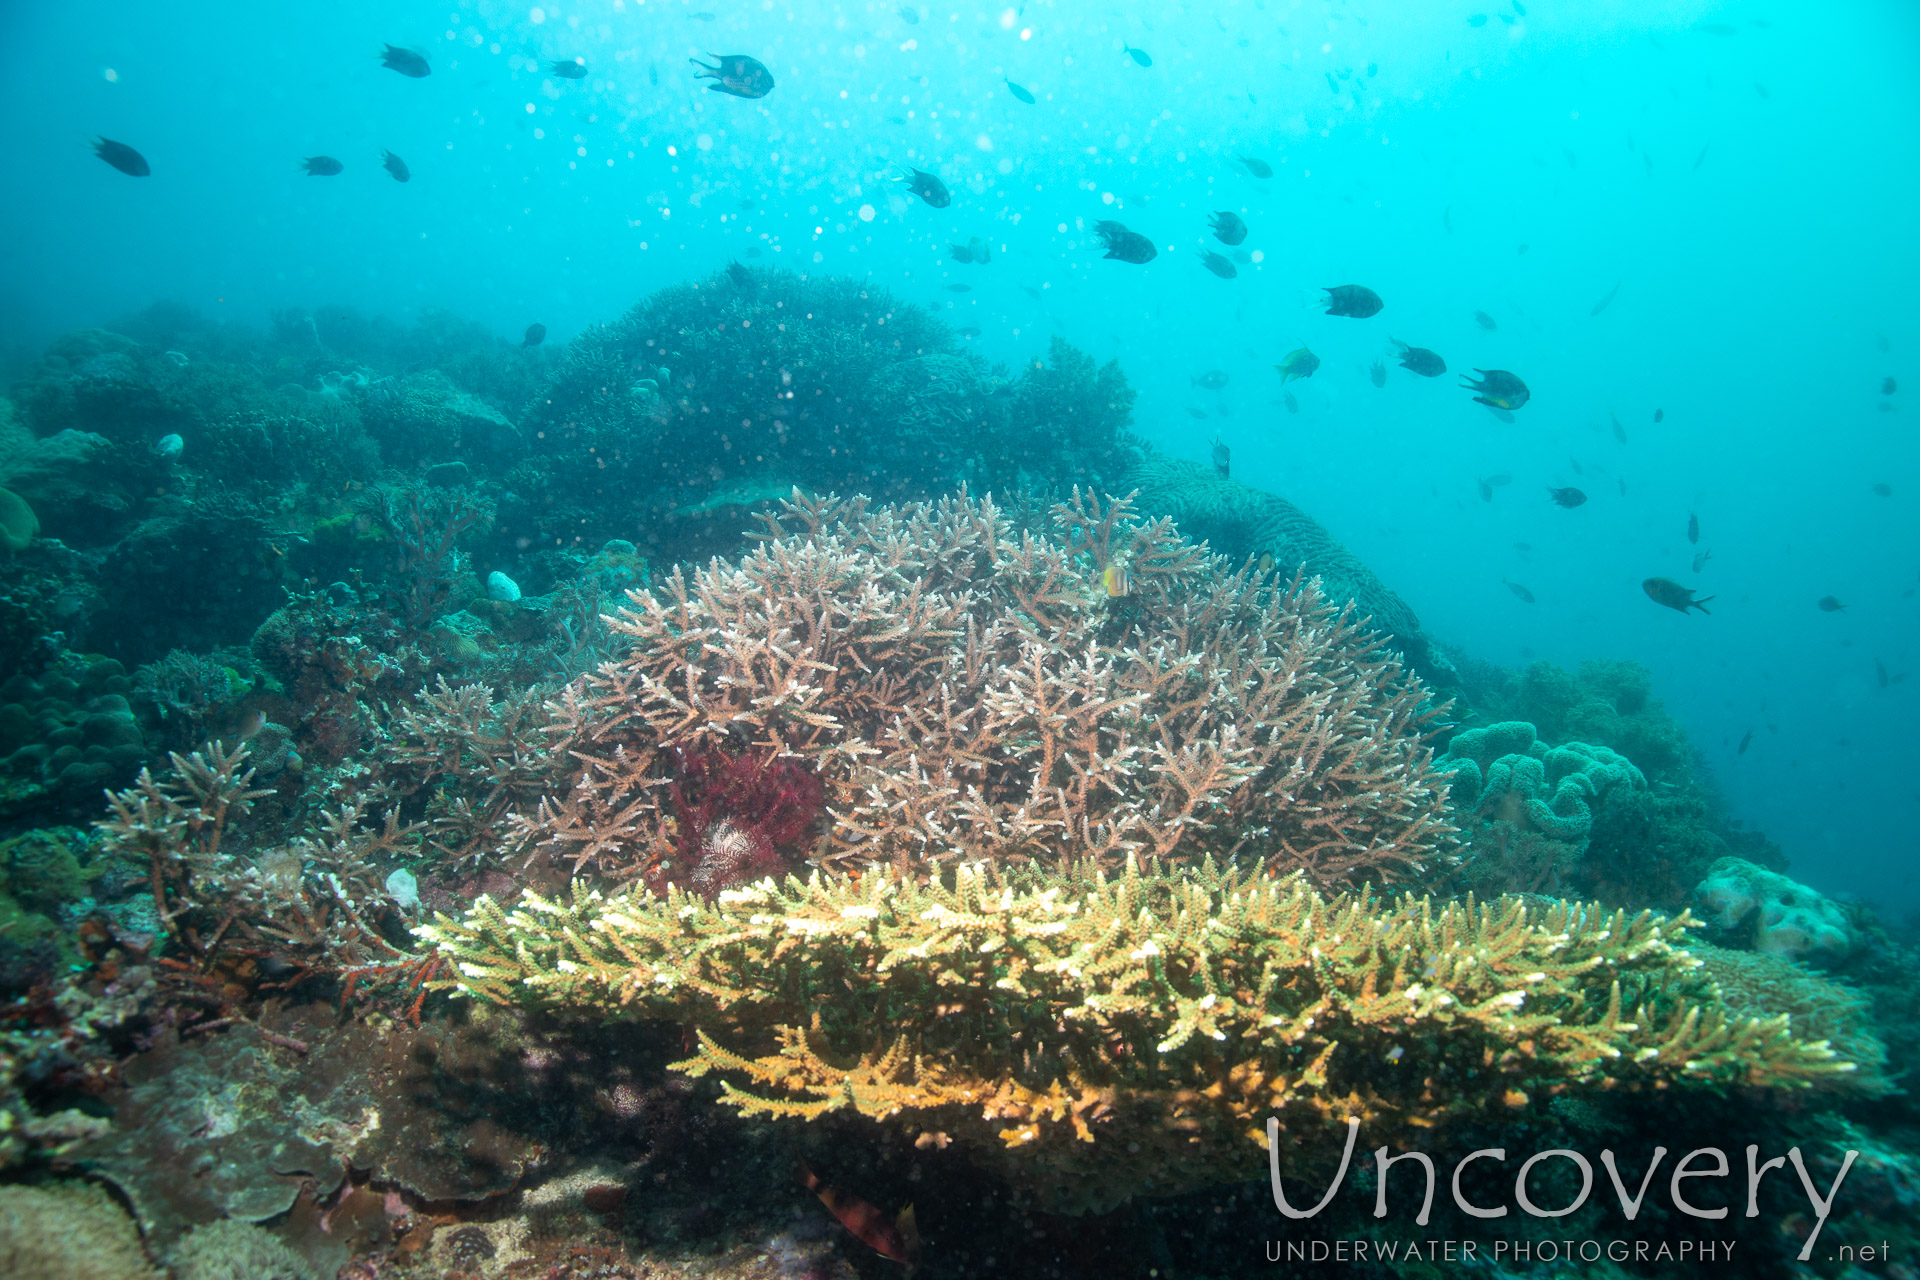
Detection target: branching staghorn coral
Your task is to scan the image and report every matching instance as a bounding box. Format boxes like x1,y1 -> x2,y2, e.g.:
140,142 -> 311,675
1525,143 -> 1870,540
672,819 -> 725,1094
97,741 -> 418,984
381,676 -> 569,868
421,859 -> 1861,1212
513,486 -> 1454,886
357,481 -> 493,628
1121,454 -> 1434,675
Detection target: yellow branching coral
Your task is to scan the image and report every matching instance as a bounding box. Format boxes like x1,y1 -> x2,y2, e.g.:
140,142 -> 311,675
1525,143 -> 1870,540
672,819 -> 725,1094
420,860 -> 1859,1212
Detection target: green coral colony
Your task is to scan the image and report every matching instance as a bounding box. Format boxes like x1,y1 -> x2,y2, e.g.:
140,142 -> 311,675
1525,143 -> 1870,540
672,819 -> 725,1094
0,267 -> 1909,1275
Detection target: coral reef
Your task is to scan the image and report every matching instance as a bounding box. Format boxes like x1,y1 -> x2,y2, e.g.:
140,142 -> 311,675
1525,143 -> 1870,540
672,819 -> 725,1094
356,368 -> 523,470
1432,722 -> 1648,899
514,267 -> 970,553
0,427 -> 134,546
1442,655 -> 1780,912
507,488 -> 1453,886
0,827 -> 105,958
0,934 -> 154,1172
167,1219 -> 317,1280
1437,721 -> 1646,845
510,268 -> 1140,558
0,301 -> 536,697
74,1007 -> 544,1245
0,652 -> 146,820
990,335 -> 1140,493
1454,657 -> 1689,787
379,677 -> 572,870
8,328 -> 191,446
424,857 -> 1859,1214
1694,855 -> 1855,965
91,499 -> 289,664
94,740 -> 418,985
131,647 -> 256,751
0,1181 -> 162,1280
2,276 -> 1914,1276
1120,454 -> 1440,679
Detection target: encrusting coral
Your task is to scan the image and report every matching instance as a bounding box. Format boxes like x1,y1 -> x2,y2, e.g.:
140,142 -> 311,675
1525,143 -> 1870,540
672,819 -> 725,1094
509,487 -> 1455,887
422,857 -> 1862,1213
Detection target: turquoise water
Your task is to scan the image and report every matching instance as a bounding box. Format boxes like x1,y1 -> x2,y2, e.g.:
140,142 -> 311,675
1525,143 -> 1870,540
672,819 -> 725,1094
6,5 -> 1920,1274
2,1 -> 1916,902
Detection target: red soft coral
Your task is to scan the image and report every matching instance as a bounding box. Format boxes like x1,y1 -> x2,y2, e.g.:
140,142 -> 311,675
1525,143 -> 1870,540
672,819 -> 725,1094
667,746 -> 824,893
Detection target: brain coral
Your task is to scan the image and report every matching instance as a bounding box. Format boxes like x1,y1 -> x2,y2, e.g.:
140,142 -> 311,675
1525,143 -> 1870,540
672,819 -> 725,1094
512,487 -> 1456,887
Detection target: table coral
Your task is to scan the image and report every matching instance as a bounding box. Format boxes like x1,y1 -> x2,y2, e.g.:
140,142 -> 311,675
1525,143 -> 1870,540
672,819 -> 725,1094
422,858 -> 1859,1213
356,369 -> 522,469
